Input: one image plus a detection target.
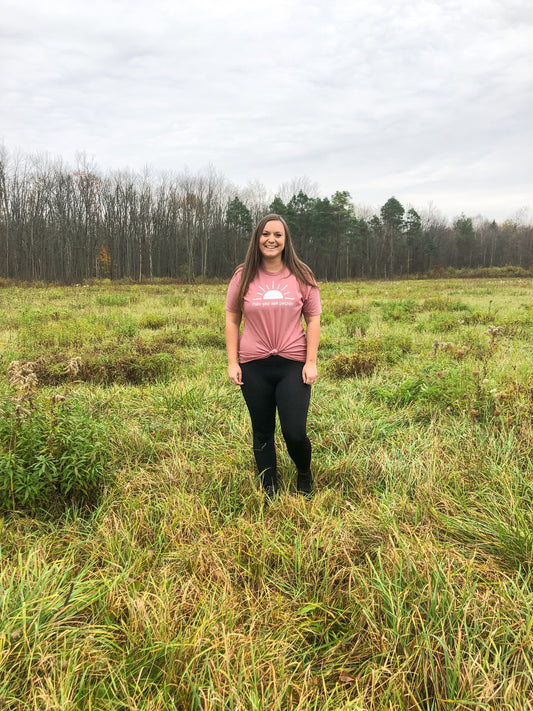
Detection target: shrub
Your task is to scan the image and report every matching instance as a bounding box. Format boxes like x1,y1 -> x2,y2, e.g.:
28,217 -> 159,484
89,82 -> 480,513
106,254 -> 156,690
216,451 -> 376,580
139,313 -> 168,330
178,326 -> 225,349
0,394 -> 109,513
342,311 -> 371,336
78,351 -> 176,385
319,311 -> 335,326
327,351 -> 378,377
316,335 -> 337,353
461,310 -> 501,326
423,297 -> 471,312
369,364 -> 531,422
381,299 -> 418,322
370,368 -> 465,409
426,265 -> 533,279
426,313 -> 468,333
95,293 -> 138,307
379,333 -> 413,363
117,318 -> 138,338
330,300 -> 365,318
327,337 -> 381,378
19,341 -> 179,387
326,331 -> 413,378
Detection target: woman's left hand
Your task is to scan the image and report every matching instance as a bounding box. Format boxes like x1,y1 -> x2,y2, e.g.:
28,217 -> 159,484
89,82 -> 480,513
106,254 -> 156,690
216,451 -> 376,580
302,362 -> 318,385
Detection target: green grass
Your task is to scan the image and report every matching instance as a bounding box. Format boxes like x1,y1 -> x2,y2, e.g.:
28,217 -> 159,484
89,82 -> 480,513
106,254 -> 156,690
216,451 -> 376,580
0,277 -> 532,710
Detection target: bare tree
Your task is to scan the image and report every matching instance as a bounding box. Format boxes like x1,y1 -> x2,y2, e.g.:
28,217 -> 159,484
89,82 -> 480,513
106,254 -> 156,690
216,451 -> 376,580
0,146 -> 531,283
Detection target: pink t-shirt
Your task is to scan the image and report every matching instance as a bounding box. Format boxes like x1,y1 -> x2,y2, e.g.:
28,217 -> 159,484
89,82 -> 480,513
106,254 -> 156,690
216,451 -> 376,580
225,266 -> 322,363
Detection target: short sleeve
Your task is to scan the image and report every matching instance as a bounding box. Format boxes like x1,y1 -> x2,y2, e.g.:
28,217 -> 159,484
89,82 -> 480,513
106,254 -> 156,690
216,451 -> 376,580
225,269 -> 243,313
302,284 -> 322,317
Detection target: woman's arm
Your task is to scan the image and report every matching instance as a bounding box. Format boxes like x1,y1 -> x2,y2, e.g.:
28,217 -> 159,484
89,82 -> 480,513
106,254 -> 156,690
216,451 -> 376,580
225,310 -> 243,385
302,313 -> 320,384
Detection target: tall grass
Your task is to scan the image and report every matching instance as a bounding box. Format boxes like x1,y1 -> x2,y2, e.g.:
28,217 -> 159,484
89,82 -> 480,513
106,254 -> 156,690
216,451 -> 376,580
0,278 -> 532,709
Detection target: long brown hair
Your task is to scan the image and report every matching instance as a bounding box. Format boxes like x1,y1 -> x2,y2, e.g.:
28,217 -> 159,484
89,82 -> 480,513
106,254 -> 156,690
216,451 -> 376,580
234,214 -> 317,309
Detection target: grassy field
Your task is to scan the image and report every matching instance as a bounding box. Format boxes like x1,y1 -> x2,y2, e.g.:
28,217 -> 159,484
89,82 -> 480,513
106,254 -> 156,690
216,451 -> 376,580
0,277 -> 532,710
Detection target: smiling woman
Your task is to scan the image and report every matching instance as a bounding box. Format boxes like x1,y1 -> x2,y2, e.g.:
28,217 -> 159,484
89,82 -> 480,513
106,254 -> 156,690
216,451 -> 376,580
258,219 -> 286,265
225,214 -> 321,499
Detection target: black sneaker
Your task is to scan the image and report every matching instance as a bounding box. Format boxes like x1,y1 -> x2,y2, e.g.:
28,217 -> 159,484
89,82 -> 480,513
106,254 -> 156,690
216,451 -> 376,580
264,483 -> 278,501
297,471 -> 313,497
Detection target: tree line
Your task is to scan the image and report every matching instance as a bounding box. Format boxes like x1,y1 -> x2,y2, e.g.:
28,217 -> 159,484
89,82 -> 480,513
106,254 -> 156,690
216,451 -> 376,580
1,148 -> 532,283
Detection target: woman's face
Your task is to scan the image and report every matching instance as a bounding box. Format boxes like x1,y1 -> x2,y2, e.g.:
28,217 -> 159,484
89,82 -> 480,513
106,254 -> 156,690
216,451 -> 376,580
258,220 -> 286,263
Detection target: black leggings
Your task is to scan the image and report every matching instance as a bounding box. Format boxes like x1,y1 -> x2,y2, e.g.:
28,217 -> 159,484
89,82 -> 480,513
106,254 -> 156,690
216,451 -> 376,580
240,356 -> 312,487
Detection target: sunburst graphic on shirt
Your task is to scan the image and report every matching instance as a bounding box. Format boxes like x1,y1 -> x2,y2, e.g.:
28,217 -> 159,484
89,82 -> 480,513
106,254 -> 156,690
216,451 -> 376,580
252,281 -> 292,301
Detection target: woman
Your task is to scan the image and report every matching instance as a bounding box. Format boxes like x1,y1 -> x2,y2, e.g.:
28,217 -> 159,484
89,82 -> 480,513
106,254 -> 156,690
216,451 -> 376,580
225,213 -> 321,498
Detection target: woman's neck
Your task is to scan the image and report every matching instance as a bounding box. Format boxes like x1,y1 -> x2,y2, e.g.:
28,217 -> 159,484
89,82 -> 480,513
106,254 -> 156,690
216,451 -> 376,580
261,257 -> 284,273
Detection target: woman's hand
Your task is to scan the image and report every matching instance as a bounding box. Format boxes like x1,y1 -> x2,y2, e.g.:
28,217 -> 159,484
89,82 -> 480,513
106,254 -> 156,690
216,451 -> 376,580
302,362 -> 318,385
303,313 -> 320,385
228,363 -> 243,386
225,310 -> 243,385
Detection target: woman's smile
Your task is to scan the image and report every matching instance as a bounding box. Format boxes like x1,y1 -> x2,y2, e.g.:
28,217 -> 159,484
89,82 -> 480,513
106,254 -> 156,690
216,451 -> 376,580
259,220 -> 286,265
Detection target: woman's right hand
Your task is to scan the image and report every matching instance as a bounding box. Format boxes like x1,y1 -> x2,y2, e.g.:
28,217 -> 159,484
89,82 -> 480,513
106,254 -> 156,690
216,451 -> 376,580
225,310 -> 243,385
228,363 -> 243,386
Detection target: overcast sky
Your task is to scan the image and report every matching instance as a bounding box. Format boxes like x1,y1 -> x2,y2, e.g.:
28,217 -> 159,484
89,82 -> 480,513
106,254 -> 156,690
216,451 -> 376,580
1,0 -> 532,223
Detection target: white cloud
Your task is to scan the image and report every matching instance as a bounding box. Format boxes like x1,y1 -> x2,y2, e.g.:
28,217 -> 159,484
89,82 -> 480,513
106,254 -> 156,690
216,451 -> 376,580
1,0 -> 532,221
